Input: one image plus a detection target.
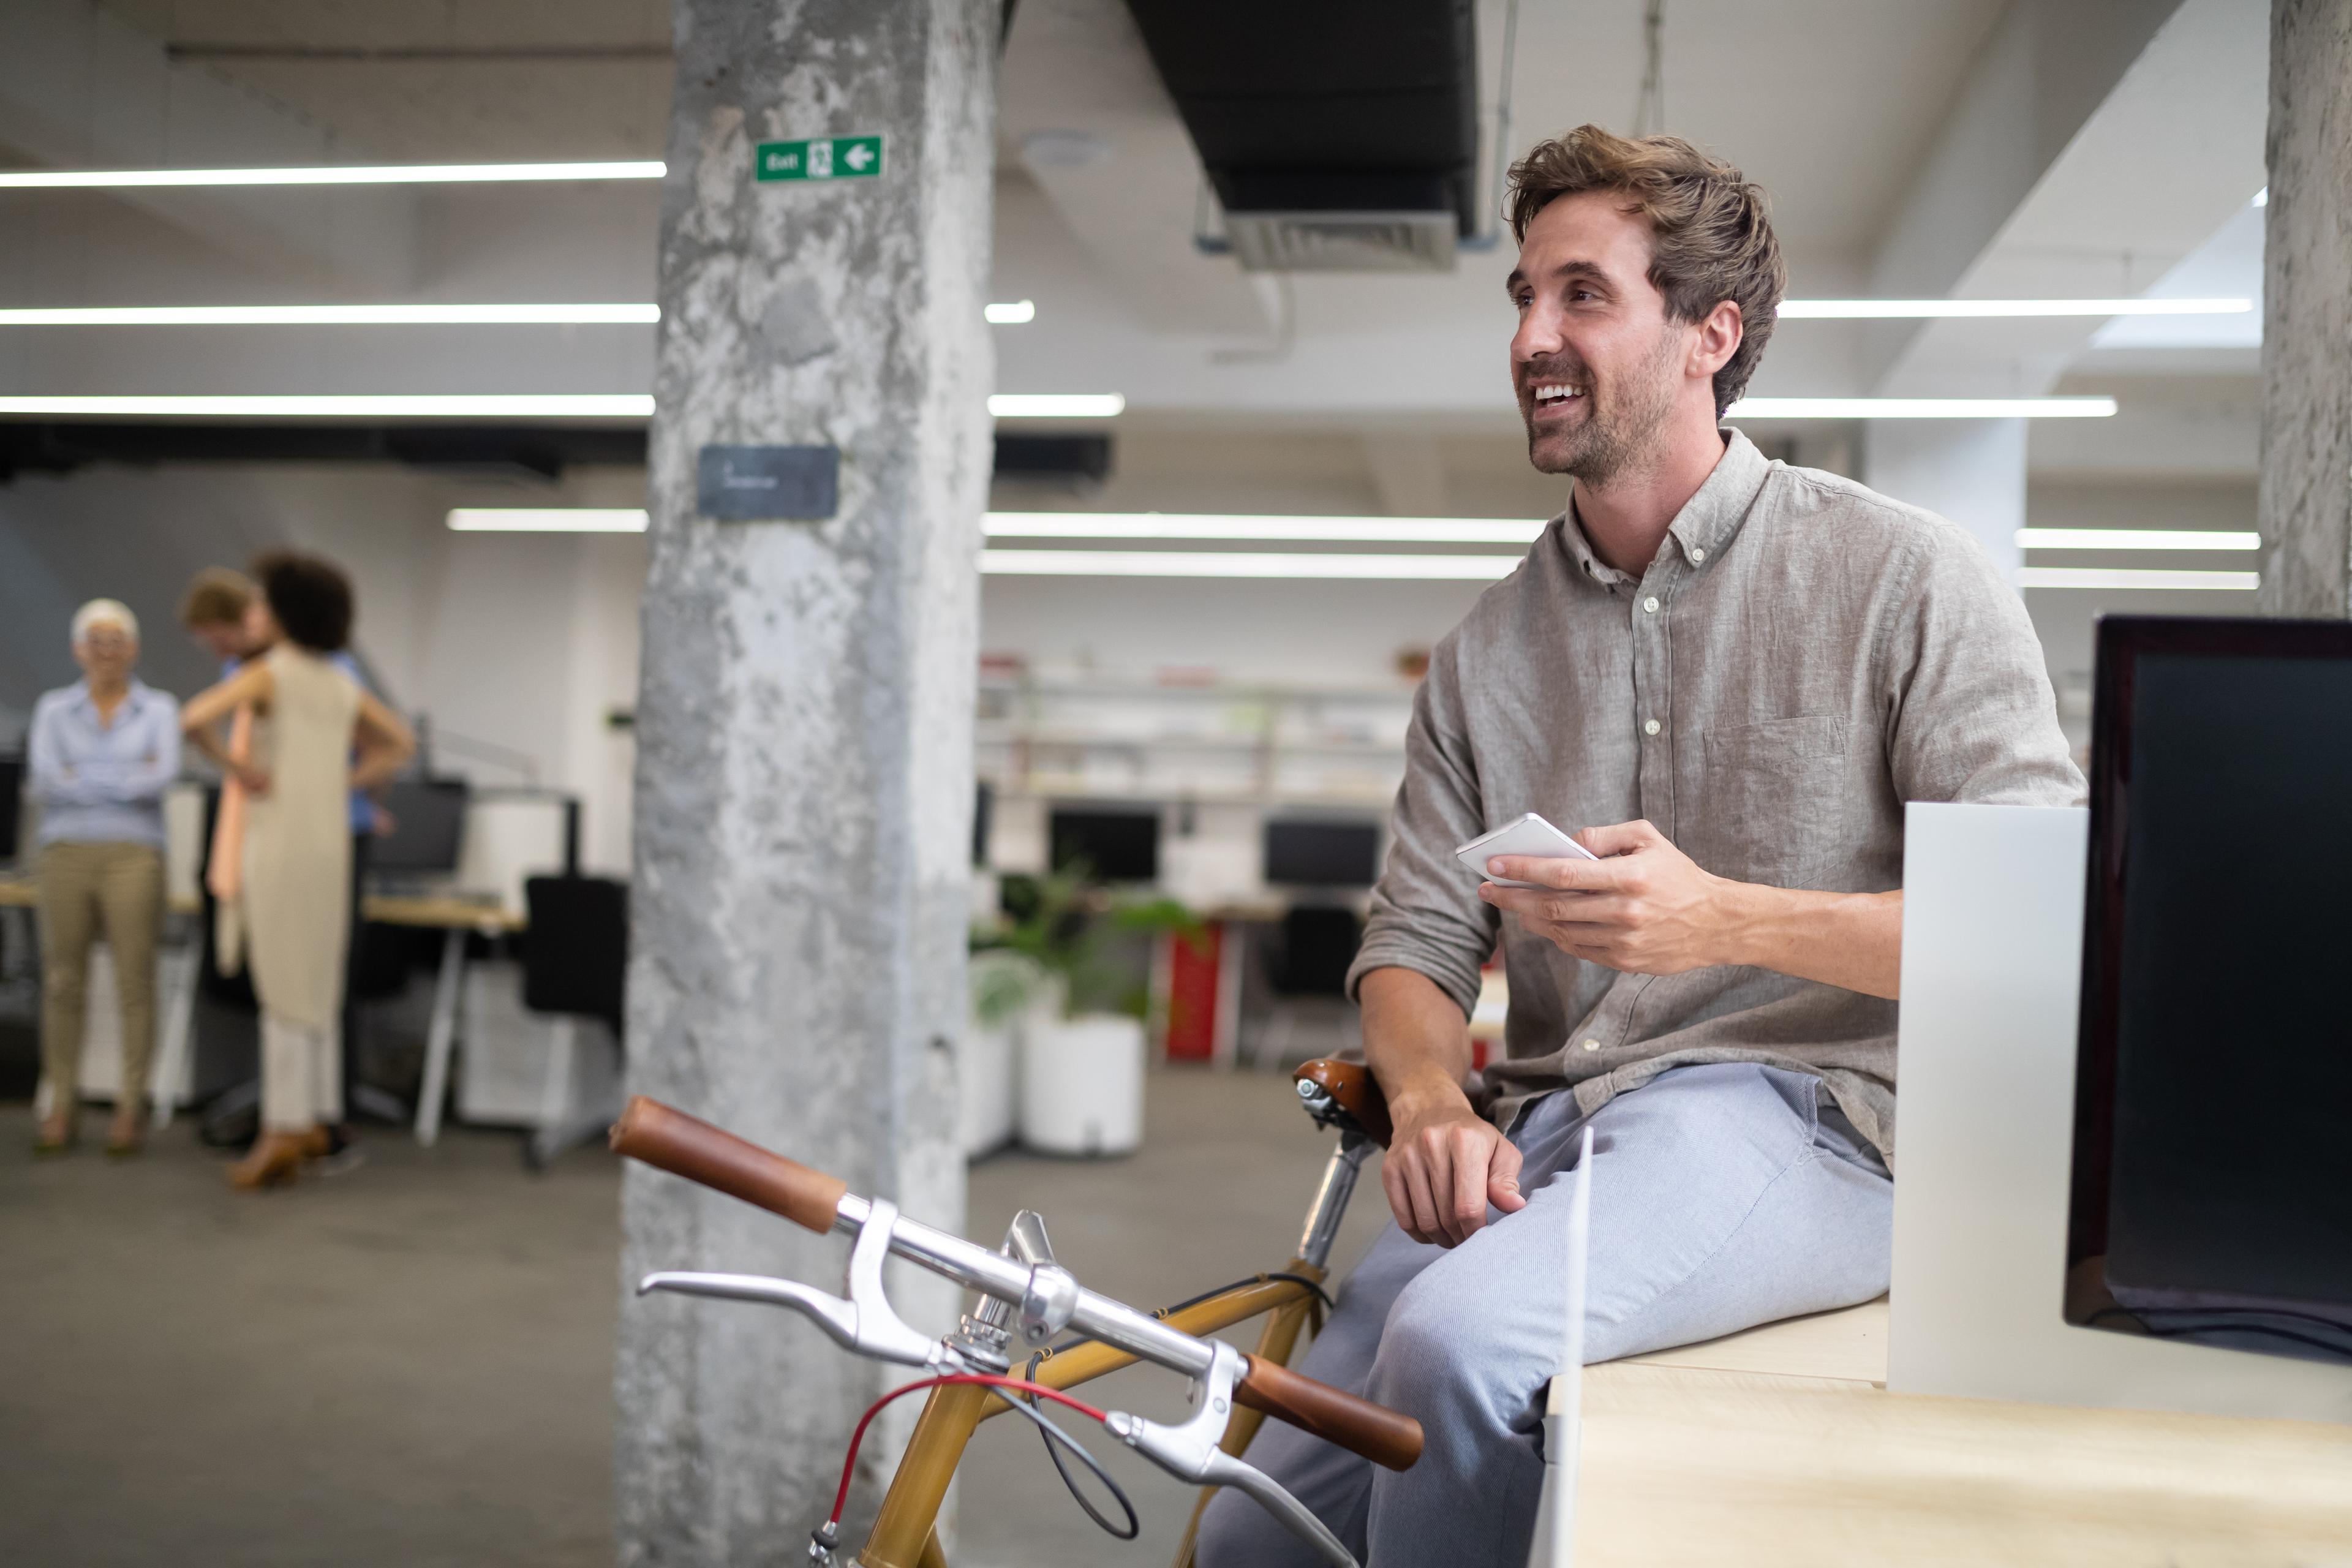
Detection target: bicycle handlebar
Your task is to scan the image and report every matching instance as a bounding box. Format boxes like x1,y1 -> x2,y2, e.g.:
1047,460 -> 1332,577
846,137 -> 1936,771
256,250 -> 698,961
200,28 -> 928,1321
611,1095 -> 1424,1475
1237,1354 -> 1420,1471
610,1095 -> 845,1234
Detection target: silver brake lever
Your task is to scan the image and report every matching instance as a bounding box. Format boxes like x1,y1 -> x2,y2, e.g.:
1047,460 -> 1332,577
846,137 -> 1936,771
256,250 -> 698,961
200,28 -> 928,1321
639,1197 -> 960,1371
1101,1341 -> 1356,1568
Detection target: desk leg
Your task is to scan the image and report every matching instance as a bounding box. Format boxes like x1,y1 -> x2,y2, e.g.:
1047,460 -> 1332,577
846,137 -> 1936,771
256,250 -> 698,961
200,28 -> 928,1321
150,942 -> 199,1131
1210,918 -> 1245,1071
415,928 -> 465,1147
527,1018 -> 578,1169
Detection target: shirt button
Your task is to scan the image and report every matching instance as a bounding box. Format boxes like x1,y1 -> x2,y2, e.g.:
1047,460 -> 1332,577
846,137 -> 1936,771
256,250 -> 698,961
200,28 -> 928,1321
1690,546 -> 1706,562
1643,718 -> 1661,736
1581,1039 -> 1600,1053
1643,596 -> 1660,614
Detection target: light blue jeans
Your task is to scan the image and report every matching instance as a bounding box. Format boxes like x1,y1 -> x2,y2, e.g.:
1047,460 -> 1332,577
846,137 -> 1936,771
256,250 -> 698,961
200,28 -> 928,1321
1195,1062 -> 1893,1568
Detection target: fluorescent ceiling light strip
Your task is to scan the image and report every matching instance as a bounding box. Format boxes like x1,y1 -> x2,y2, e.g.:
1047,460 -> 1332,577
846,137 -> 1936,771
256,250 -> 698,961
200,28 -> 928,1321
1728,396 -> 2115,420
0,160 -> 665,189
980,549 -> 1517,580
989,393 -> 1124,418
1777,298 -> 2248,318
2016,568 -> 2257,591
983,300 -> 1036,324
448,508 -> 648,533
0,394 -> 654,418
0,304 -> 659,325
984,512 -> 1546,544
2016,528 -> 2259,552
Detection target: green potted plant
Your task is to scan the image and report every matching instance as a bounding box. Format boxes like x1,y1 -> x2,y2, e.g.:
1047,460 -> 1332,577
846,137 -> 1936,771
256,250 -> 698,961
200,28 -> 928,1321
972,865 -> 1202,1156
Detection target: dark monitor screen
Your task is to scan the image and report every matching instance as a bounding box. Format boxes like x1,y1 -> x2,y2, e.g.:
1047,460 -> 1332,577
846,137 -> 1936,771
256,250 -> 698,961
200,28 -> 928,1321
2067,616 -> 2352,1366
1049,808 -> 1159,882
1264,819 -> 1381,887
0,755 -> 21,863
373,778 -> 469,873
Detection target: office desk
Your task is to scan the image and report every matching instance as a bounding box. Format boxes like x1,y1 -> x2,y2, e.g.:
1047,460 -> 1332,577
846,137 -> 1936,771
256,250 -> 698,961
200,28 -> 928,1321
1570,1298 -> 2352,1564
361,894 -> 524,1146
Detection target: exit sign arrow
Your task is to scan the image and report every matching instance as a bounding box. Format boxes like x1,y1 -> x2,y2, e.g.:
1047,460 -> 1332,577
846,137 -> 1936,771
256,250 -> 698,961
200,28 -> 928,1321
756,134 -> 885,183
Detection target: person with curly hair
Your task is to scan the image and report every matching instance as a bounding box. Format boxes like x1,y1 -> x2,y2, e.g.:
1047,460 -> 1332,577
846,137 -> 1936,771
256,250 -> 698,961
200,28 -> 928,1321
181,553 -> 413,1189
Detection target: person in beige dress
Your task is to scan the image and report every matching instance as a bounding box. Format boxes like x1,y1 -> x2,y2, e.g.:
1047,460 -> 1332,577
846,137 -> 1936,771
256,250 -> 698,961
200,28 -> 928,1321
182,554 -> 412,1189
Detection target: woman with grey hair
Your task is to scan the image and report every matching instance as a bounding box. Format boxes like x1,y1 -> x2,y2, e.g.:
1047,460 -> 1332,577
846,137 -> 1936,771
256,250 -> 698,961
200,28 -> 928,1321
27,599 -> 180,1155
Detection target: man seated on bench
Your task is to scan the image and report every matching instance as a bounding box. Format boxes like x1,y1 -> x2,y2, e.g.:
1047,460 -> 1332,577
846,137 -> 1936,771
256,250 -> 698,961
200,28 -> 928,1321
1197,125 -> 2082,1567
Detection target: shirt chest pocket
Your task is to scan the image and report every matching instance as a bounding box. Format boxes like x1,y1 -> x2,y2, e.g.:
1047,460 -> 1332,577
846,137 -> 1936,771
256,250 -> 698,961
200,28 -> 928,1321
1698,714 -> 1850,889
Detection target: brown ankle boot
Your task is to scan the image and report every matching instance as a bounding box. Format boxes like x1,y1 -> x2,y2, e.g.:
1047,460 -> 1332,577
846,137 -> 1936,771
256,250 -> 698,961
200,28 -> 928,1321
227,1132 -> 309,1191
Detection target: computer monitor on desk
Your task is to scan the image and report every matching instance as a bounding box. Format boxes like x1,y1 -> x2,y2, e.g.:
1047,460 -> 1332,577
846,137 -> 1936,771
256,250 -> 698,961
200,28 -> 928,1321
1048,807 -> 1159,883
371,778 -> 469,886
0,755 -> 21,864
1263,818 -> 1381,889
2066,616 -> 2352,1368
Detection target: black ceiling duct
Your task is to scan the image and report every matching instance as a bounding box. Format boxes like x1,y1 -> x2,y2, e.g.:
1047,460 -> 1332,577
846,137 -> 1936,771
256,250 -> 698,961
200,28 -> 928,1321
0,423 -> 1112,486
1123,0 -> 1479,272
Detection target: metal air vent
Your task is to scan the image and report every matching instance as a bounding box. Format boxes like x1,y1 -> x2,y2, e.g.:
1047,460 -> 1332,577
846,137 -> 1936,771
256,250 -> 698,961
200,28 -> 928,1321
1223,209 -> 1458,273
1126,0 -> 1478,274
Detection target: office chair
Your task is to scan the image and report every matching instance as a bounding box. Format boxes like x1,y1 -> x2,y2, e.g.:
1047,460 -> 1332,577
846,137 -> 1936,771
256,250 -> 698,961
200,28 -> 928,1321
1250,905 -> 1364,1068
519,873 -> 627,1169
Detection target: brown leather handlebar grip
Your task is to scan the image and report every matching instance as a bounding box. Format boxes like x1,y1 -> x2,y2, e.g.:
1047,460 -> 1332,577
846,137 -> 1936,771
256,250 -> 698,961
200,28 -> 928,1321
1235,1354 -> 1423,1471
608,1095 -> 846,1235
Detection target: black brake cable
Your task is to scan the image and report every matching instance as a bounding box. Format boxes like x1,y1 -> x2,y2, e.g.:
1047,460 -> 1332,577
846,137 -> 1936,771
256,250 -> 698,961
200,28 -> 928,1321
1159,1270 -> 1338,1321
1006,1268 -> 1340,1536
1019,1349 -> 1140,1539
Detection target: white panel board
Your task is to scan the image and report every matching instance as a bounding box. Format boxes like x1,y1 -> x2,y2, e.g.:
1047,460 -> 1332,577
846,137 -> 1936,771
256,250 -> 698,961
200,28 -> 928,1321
1890,802 -> 2352,1423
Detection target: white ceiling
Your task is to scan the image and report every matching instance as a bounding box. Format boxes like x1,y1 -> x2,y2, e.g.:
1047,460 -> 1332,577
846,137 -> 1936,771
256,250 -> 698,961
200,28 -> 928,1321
0,0 -> 2270,472
96,0 -> 672,161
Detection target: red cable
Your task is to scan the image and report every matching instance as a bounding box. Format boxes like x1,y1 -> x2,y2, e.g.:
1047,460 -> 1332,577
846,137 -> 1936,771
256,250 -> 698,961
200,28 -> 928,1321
826,1373 -> 1112,1530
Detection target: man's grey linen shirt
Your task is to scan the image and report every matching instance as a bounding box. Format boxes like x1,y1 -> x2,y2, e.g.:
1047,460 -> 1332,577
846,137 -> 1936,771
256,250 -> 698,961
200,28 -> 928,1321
1346,430 -> 2083,1164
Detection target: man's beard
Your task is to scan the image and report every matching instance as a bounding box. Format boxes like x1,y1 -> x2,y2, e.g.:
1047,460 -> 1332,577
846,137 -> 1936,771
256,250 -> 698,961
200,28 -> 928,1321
1525,333 -> 1683,487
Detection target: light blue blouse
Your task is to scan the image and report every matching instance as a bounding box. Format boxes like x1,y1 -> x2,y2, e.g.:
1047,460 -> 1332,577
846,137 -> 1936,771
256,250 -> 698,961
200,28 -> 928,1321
27,679 -> 181,850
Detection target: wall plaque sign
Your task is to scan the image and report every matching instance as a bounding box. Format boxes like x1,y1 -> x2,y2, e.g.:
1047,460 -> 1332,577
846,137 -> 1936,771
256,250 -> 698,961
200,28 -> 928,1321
696,443 -> 839,521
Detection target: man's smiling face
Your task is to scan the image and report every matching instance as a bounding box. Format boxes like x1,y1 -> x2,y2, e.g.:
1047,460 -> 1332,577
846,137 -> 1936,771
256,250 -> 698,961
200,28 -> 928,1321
1507,189 -> 1691,484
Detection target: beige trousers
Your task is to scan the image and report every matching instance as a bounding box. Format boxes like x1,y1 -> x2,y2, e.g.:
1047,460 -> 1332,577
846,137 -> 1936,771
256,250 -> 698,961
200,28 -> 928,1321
261,1012 -> 342,1133
38,841 -> 164,1114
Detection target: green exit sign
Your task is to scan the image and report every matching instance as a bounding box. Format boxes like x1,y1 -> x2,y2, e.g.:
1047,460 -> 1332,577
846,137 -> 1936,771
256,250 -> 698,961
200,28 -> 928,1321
756,135 -> 884,183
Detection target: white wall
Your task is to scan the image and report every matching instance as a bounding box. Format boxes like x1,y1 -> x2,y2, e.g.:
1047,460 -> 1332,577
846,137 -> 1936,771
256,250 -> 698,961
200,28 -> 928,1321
0,459 -> 647,877
2021,475 -> 2260,737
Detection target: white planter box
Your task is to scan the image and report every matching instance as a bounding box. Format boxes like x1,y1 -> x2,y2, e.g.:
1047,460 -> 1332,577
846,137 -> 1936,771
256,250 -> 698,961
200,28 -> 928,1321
959,1017 -> 1018,1156
1019,1012 -> 1145,1157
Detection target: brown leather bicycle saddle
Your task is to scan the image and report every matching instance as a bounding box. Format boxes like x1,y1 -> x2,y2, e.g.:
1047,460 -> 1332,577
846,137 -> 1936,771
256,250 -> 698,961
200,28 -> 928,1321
1292,1058 -> 1393,1148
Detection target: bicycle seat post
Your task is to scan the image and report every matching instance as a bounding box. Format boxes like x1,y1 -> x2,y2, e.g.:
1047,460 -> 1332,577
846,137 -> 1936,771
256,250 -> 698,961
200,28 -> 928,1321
1296,1134 -> 1375,1274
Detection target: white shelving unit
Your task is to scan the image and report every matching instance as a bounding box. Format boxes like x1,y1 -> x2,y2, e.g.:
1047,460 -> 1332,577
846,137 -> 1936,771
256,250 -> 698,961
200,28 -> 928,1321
976,675 -> 1415,809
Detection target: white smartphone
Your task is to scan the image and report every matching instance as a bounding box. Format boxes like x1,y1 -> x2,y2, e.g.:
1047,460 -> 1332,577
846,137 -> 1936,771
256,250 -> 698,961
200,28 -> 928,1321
1454,812 -> 1599,888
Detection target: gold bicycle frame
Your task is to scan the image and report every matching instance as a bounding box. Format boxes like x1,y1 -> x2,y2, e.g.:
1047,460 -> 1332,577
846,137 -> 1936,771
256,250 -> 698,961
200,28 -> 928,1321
856,1261 -> 1330,1568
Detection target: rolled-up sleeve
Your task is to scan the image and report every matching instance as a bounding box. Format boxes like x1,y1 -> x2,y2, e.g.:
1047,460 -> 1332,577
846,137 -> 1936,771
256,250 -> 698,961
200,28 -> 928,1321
1883,527 -> 2086,808
1346,635 -> 1499,1018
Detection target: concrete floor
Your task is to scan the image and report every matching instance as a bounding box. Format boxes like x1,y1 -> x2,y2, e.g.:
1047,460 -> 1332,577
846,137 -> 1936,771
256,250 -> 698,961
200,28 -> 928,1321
0,1070 -> 1389,1567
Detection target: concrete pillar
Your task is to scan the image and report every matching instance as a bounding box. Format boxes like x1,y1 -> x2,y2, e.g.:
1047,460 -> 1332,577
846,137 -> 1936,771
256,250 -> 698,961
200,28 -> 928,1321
617,2 -> 996,1563
1863,418 -> 2029,585
2257,0 -> 2352,617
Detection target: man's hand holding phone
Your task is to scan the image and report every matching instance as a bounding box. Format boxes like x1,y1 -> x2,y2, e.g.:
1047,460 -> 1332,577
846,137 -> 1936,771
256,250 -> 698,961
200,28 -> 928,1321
1478,816 -> 1737,975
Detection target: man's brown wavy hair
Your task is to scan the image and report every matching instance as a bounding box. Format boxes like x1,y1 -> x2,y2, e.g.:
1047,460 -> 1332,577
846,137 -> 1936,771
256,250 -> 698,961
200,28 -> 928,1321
1507,125 -> 1785,416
